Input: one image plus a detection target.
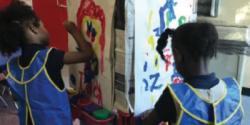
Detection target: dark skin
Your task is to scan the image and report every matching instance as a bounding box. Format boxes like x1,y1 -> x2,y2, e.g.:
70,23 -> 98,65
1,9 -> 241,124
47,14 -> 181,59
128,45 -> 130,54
23,19 -> 94,65
63,21 -> 94,64
17,20 -> 94,125
142,43 -> 211,125
1,20 -> 94,82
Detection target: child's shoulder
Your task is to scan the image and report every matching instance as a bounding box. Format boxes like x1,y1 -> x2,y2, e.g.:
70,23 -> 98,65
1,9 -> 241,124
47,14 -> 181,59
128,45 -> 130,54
38,47 -> 63,58
221,77 -> 240,90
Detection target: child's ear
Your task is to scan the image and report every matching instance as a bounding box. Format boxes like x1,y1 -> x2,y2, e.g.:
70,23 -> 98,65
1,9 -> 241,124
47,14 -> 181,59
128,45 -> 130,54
25,21 -> 38,35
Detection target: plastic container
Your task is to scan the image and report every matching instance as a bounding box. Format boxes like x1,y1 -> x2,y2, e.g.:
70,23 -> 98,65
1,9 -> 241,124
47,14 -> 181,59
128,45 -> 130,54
117,110 -> 136,125
72,105 -> 80,120
77,98 -> 92,108
82,103 -> 101,114
80,109 -> 115,125
92,109 -> 111,120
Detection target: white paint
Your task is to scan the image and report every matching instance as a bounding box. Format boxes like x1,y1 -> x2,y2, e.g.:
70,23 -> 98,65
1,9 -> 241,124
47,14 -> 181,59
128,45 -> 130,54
134,0 -> 196,115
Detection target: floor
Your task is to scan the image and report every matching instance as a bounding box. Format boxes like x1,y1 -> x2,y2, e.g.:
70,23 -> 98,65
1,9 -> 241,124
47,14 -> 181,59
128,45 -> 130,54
0,92 -> 249,125
242,95 -> 250,125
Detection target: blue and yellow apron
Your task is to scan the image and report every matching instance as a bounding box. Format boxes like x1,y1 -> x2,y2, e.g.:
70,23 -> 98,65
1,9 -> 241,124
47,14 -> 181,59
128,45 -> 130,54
4,48 -> 72,125
168,78 -> 243,125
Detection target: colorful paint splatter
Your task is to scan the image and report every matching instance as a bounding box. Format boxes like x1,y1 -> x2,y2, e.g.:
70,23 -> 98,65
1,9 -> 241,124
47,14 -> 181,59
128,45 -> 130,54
143,61 -> 163,92
171,63 -> 184,84
153,0 -> 176,37
134,0 -> 195,115
77,0 -> 106,74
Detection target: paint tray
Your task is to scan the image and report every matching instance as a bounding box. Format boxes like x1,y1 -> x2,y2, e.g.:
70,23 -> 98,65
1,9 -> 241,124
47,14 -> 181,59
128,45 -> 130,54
82,103 -> 101,114
79,109 -> 115,125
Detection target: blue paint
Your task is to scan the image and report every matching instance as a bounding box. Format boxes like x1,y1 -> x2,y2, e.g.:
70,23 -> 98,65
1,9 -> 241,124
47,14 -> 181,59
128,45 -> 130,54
154,0 -> 176,37
149,73 -> 163,92
168,0 -> 177,20
87,21 -> 92,33
153,28 -> 161,37
143,61 -> 148,72
143,79 -> 149,91
70,74 -> 76,85
155,58 -> 158,67
87,21 -> 97,38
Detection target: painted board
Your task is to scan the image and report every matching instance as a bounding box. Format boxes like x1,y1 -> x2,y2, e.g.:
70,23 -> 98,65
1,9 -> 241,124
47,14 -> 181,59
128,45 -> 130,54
134,0 -> 196,115
67,0 -> 115,109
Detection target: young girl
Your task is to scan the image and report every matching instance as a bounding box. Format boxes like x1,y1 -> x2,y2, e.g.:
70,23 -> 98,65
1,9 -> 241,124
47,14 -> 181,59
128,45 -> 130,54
0,1 -> 94,125
142,23 -> 243,125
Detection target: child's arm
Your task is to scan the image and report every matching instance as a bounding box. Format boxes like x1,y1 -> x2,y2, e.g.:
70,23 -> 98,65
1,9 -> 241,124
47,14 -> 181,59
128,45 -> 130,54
0,65 -> 7,85
63,21 -> 94,64
142,110 -> 161,125
142,88 -> 174,125
0,73 -> 7,85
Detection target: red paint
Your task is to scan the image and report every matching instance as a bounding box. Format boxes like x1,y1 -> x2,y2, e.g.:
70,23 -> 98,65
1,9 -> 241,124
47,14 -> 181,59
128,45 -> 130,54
1,0 -> 68,50
173,77 -> 183,84
164,54 -> 172,71
93,81 -> 103,105
79,71 -> 84,91
0,0 -> 12,10
163,48 -> 172,71
33,0 -> 68,51
77,0 -> 106,74
117,111 -> 136,125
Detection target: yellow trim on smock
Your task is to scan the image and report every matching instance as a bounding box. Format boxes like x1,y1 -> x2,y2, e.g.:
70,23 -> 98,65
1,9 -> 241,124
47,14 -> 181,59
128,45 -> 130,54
6,48 -> 52,85
44,67 -> 66,92
18,51 -> 40,70
176,110 -> 184,125
168,81 -> 242,125
24,85 -> 36,125
185,80 -> 227,105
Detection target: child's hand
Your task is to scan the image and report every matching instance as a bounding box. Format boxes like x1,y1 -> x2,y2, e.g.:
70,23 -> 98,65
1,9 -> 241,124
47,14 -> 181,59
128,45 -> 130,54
64,21 -> 78,34
0,73 -> 6,81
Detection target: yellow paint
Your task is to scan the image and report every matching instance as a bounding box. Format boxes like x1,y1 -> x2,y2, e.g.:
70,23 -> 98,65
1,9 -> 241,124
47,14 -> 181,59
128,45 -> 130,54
81,16 -> 102,59
150,94 -> 155,103
154,54 -> 159,70
148,35 -> 155,50
147,10 -> 153,31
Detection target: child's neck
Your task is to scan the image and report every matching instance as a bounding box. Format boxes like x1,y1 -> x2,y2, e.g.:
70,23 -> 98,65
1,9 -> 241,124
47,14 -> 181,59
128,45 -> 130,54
185,59 -> 211,79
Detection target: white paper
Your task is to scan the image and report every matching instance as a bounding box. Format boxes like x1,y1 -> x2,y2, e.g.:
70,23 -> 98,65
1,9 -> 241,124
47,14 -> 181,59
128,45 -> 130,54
134,0 -> 196,115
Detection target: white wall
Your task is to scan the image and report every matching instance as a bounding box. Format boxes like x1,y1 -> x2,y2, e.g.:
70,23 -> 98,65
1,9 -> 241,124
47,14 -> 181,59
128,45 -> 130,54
242,57 -> 250,88
208,53 -> 239,79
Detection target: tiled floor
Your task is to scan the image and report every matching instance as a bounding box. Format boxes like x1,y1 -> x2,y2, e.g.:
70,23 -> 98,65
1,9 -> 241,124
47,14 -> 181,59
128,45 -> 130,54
242,95 -> 250,125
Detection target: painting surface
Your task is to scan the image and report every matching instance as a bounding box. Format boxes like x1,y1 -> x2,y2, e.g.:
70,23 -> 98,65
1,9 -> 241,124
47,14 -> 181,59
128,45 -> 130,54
134,0 -> 196,115
67,0 -> 115,109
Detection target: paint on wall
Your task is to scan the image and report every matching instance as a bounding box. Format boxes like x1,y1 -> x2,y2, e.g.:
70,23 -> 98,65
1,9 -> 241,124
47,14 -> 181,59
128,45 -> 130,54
67,0 -> 115,109
77,0 -> 106,74
134,0 -> 196,115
